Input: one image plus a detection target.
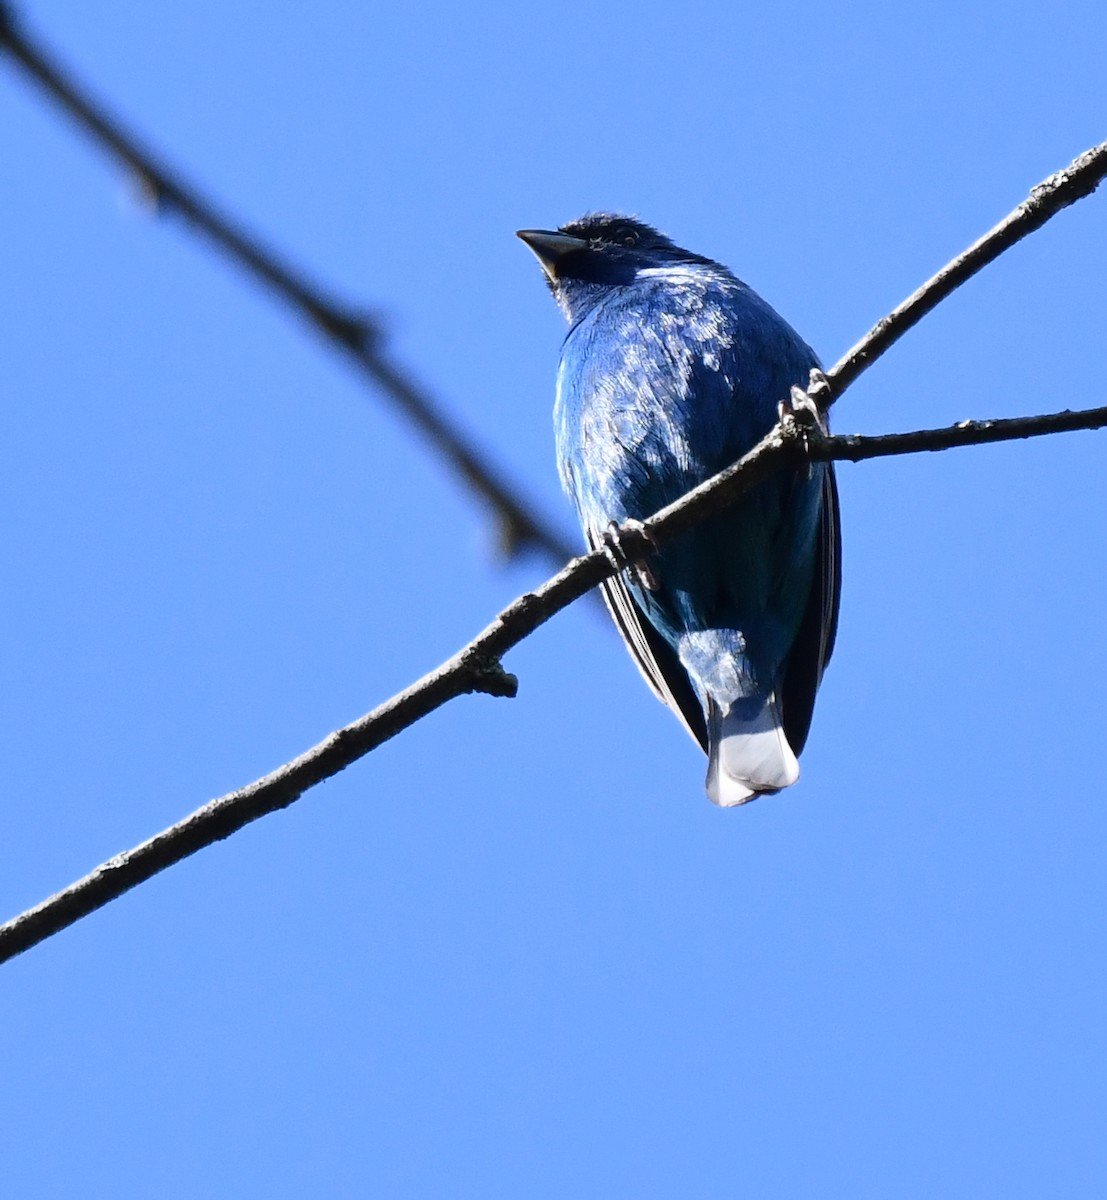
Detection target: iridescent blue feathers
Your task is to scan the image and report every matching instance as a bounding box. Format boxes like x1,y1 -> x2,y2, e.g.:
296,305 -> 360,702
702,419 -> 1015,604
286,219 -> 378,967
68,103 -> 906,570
519,215 -> 840,805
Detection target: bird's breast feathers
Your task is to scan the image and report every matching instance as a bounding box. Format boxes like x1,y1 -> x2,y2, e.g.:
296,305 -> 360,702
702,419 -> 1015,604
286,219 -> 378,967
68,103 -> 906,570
554,270 -> 798,528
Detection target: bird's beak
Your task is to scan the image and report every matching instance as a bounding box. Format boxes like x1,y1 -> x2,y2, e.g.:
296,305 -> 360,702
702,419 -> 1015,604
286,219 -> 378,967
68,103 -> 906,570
516,229 -> 586,282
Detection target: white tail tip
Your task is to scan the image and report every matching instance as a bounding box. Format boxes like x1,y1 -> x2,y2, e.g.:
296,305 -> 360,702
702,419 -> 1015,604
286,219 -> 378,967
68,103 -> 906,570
705,693 -> 799,807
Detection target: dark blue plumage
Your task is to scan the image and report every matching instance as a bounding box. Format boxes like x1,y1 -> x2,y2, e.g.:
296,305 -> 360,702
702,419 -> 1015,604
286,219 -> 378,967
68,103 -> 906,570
518,215 -> 840,805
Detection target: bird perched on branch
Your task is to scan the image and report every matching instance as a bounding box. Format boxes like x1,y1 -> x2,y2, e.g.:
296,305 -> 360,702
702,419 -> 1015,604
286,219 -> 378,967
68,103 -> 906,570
518,215 -> 840,806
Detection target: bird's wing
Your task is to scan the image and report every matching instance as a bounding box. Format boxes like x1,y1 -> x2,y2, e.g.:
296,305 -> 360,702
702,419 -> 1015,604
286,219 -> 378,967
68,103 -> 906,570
587,527 -> 709,753
781,465 -> 841,755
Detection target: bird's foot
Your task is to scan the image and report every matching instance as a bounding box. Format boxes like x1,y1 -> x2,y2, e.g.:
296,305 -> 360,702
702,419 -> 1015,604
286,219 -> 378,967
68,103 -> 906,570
779,371 -> 831,466
805,367 -> 834,414
601,519 -> 659,591
779,369 -> 831,428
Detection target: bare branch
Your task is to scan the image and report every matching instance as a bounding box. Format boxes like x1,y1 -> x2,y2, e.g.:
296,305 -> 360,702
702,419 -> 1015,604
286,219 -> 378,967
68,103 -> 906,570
816,404 -> 1107,463
807,142 -> 1107,410
0,3 -> 577,564
0,427 -> 783,967
4,392 -> 1106,966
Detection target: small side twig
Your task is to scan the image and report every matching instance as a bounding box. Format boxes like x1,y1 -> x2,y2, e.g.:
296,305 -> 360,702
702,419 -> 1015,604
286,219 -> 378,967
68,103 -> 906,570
0,3 -> 576,564
815,404 -> 1107,463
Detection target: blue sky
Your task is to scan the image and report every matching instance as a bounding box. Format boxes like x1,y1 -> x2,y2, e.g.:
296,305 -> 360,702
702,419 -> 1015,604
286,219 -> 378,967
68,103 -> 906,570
2,2 -> 1105,1196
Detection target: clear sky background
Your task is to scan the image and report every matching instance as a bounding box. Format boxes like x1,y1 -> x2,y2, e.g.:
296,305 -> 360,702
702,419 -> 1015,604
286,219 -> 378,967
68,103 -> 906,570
2,2 -> 1105,1196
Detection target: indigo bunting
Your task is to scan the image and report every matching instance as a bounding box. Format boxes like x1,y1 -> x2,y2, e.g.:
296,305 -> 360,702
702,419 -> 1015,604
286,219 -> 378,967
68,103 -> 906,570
518,215 -> 840,805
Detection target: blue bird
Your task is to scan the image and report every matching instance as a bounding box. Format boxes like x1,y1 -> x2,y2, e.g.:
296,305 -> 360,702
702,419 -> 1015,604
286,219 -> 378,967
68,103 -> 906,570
518,214 -> 840,806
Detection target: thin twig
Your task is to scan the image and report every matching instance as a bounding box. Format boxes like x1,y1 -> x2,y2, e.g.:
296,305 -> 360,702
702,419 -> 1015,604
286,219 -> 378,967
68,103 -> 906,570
4,394 -> 1107,965
808,142 -> 1107,409
815,405 -> 1107,463
0,3 -> 576,564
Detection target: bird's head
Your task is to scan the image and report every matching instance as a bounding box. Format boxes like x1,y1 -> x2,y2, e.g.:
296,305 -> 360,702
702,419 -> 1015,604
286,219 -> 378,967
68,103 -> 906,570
517,213 -> 715,324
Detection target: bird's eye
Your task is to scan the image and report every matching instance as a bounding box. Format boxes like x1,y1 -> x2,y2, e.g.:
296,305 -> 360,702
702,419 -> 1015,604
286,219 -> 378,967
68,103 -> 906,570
619,230 -> 639,248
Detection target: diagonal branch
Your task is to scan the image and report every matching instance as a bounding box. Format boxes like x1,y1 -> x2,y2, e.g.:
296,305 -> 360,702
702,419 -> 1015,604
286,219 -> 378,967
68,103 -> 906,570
4,395 -> 1107,966
809,142 -> 1107,409
0,3 -> 577,564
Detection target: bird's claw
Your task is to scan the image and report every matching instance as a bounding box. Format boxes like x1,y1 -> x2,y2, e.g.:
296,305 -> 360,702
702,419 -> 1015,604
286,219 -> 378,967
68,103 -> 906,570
805,368 -> 833,413
778,387 -> 817,429
602,519 -> 659,591
778,369 -> 831,428
779,371 -> 831,467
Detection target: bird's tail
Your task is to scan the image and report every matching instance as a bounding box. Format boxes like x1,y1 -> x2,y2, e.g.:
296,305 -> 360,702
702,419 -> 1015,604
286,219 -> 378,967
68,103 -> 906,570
704,693 -> 799,807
